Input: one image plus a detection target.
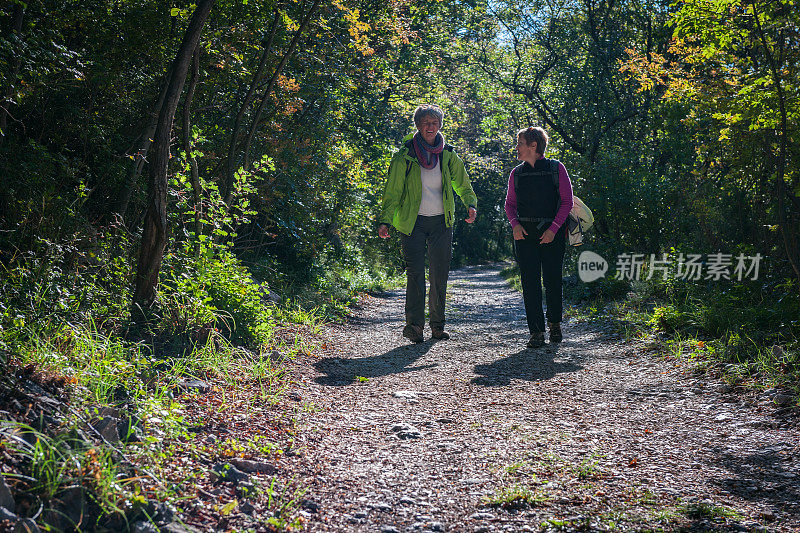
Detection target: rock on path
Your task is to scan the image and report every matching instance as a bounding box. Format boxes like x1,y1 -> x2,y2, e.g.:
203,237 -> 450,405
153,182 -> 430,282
291,264 -> 799,532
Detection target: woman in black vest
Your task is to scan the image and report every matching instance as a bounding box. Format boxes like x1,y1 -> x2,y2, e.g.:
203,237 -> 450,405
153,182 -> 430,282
504,127 -> 574,348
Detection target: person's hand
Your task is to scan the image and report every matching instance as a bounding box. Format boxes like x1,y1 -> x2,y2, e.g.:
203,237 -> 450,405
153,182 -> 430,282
539,229 -> 555,244
465,207 -> 477,224
378,224 -> 390,239
513,224 -> 527,240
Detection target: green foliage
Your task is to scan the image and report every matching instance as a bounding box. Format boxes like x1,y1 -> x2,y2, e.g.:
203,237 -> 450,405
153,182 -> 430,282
500,263 -> 521,292
162,249 -> 274,348
2,423 -> 140,521
650,304 -> 688,333
587,278 -> 631,302
482,484 -> 548,509
680,501 -> 745,522
569,268 -> 799,396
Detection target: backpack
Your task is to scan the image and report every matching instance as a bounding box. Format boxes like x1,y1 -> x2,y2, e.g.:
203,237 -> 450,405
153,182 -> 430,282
547,160 -> 594,247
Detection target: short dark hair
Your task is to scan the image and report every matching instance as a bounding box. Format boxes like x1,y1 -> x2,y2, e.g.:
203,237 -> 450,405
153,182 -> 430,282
518,126 -> 548,155
413,104 -> 444,128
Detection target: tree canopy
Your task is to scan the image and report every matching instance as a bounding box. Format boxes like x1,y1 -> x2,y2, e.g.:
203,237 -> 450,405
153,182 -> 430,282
0,0 -> 797,325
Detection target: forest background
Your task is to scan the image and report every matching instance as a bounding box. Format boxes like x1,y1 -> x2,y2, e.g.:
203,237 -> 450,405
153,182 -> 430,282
0,0 -> 798,529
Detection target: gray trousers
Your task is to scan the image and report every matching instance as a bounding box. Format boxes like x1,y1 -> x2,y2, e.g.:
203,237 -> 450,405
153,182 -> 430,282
399,215 -> 453,330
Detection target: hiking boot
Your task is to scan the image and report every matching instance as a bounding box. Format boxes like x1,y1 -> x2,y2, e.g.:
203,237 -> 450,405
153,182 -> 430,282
526,332 -> 545,348
402,324 -> 424,343
548,322 -> 563,343
431,327 -> 450,340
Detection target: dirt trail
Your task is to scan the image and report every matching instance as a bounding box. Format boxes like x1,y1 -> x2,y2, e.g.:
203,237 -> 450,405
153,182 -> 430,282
290,264 -> 799,532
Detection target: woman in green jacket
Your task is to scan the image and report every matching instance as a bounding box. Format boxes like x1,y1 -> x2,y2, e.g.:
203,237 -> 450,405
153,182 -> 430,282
378,104 -> 478,343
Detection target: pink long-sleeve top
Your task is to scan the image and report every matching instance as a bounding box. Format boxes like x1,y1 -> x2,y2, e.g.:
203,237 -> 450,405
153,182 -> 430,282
504,156 -> 573,234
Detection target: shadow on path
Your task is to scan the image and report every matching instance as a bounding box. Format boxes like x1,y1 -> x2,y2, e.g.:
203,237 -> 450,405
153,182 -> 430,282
472,345 -> 584,386
711,444 -> 800,512
314,341 -> 437,386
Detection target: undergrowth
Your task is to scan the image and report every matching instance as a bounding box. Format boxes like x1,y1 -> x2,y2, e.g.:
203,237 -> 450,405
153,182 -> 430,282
502,258 -> 799,400
564,270 -> 799,401
0,231 -> 397,531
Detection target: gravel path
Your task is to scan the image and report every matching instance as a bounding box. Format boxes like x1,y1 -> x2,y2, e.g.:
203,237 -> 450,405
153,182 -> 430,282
291,264 -> 799,532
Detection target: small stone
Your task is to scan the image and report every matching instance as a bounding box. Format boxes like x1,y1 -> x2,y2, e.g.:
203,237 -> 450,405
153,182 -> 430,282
288,392 -> 302,402
237,482 -> 257,498
371,502 -> 392,511
140,500 -> 176,526
392,390 -> 419,400
161,523 -> 201,533
132,521 -> 159,533
229,458 -> 277,474
391,423 -> 422,440
469,512 -> 495,520
211,463 -> 250,484
42,486 -> 85,533
399,497 -> 416,505
116,412 -> 143,443
0,475 -> 14,512
354,511 -> 368,518
429,521 -> 445,531
178,379 -> 212,393
155,501 -> 176,525
773,394 -> 794,407
381,527 -> 401,533
301,499 -> 320,513
96,406 -> 120,418
91,415 -> 121,443
239,501 -> 256,515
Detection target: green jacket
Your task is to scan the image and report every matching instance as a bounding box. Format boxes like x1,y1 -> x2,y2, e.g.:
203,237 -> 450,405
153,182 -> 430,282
380,134 -> 478,236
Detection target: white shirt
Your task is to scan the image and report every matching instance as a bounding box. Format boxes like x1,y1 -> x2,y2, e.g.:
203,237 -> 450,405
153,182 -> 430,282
418,159 -> 444,216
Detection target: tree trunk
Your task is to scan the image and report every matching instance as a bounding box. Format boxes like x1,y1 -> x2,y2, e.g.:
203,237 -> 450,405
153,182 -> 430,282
117,80 -> 169,219
133,0 -> 215,308
117,82 -> 169,221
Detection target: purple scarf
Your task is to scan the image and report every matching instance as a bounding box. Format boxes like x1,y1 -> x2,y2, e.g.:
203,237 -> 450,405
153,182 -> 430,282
412,132 -> 444,170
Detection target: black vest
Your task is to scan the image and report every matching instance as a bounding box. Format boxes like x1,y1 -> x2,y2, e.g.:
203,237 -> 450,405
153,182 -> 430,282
514,158 -> 560,220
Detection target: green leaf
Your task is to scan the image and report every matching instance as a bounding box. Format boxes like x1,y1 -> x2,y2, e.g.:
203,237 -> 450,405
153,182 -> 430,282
220,500 -> 237,515
171,7 -> 180,16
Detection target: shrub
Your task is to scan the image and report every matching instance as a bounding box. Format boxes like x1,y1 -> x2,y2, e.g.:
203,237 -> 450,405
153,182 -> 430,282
161,249 -> 274,349
649,304 -> 689,333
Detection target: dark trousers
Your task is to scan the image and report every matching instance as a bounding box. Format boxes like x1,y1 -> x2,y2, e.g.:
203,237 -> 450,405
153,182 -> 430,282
399,215 -> 453,330
514,225 -> 566,334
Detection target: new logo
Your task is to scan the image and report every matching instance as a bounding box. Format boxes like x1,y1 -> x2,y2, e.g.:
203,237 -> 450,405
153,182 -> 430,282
578,250 -> 608,282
